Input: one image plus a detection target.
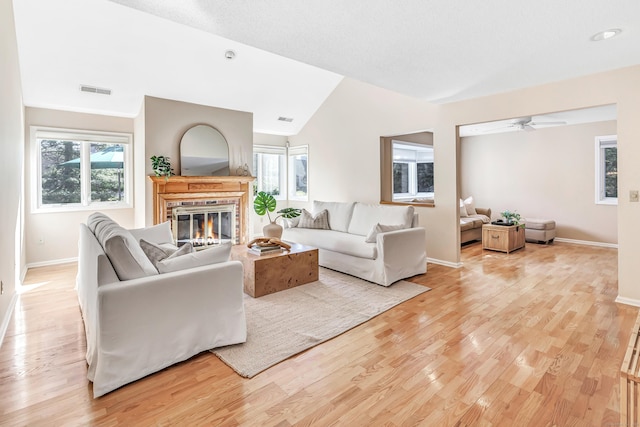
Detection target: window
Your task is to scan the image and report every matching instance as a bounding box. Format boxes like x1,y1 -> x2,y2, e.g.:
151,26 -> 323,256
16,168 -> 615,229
253,144 -> 309,202
32,127 -> 132,212
595,135 -> 617,205
253,145 -> 286,199
288,145 -> 308,201
392,141 -> 434,201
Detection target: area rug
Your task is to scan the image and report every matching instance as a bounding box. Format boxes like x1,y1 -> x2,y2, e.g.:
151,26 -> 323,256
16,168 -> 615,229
211,267 -> 430,378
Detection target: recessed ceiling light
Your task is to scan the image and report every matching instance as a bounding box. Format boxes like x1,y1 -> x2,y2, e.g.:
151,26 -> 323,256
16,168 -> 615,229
225,50 -> 236,60
277,116 -> 293,122
591,29 -> 622,41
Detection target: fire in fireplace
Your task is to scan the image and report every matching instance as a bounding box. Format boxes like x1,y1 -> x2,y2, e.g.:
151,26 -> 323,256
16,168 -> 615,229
172,205 -> 236,249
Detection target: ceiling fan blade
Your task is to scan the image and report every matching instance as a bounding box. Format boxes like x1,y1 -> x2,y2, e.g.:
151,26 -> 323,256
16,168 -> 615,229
480,124 -> 514,133
528,121 -> 567,126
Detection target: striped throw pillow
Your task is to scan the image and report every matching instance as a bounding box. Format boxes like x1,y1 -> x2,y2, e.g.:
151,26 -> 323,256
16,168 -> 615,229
297,209 -> 330,230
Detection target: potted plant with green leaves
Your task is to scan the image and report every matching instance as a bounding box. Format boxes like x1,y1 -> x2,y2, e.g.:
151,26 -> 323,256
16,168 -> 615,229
500,210 -> 525,229
150,155 -> 174,180
253,191 -> 301,238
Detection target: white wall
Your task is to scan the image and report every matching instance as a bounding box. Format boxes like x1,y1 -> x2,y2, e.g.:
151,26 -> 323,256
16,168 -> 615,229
23,108 -> 135,266
0,0 -> 24,340
461,120 -> 617,244
142,96 -> 254,225
288,78 -> 444,259
289,67 -> 640,304
441,65 -> 640,303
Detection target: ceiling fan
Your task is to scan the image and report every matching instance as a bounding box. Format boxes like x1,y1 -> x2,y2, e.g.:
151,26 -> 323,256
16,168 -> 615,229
487,116 -> 567,132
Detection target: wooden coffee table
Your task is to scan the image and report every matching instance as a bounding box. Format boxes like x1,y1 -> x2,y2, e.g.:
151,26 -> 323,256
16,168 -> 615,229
482,223 -> 525,253
230,243 -> 319,297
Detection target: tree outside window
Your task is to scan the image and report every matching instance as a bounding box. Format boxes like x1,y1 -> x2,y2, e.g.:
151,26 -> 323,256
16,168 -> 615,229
595,135 -> 617,205
33,127 -> 131,211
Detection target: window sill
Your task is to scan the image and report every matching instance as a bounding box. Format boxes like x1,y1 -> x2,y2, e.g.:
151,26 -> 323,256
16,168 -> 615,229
381,200 -> 435,208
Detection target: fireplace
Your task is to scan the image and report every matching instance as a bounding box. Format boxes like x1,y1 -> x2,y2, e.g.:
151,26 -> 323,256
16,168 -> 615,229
150,175 -> 254,245
172,204 -> 236,248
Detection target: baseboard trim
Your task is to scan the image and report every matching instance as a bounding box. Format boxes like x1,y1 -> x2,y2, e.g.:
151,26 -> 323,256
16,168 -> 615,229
26,257 -> 78,270
615,296 -> 640,307
554,237 -> 618,249
427,258 -> 463,269
0,293 -> 18,349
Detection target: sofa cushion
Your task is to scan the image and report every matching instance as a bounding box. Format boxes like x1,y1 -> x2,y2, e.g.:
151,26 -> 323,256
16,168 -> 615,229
463,196 -> 477,216
312,201 -> 356,232
129,221 -> 173,245
347,203 -> 414,236
298,209 -> 330,229
284,228 -> 377,259
459,214 -> 491,232
524,218 -> 556,230
459,199 -> 469,217
140,239 -> 193,269
156,242 -> 232,273
87,213 -> 158,280
364,223 -> 406,243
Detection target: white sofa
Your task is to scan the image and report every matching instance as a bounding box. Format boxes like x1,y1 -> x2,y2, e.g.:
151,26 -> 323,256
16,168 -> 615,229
282,201 -> 427,286
76,213 -> 246,398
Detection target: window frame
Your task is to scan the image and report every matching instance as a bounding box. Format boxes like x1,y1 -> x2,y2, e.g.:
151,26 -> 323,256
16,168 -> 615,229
253,145 -> 287,200
391,141 -> 434,202
30,126 -> 133,213
594,134 -> 618,205
288,144 -> 309,202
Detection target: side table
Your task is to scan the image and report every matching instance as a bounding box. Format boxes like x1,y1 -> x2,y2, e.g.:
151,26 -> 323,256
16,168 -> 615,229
482,223 -> 525,253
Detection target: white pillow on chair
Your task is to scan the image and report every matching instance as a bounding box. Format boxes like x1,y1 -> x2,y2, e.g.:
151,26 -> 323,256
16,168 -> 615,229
156,243 -> 232,274
129,221 -> 173,245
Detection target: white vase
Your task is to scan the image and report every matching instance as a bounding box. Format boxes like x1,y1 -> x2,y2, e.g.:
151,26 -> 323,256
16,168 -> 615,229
263,222 -> 283,239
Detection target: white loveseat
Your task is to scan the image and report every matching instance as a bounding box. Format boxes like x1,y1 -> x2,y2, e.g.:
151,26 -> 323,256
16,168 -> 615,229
76,213 -> 247,398
282,201 -> 427,286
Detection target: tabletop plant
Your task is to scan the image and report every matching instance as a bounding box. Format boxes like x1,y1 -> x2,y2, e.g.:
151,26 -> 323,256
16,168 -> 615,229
253,191 -> 301,223
500,210 -> 524,228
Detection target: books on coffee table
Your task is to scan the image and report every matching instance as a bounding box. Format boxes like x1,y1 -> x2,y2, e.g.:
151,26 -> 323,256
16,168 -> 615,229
248,245 -> 283,255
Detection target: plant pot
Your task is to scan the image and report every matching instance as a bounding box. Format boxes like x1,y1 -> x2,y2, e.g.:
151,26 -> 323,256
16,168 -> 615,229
263,222 -> 283,239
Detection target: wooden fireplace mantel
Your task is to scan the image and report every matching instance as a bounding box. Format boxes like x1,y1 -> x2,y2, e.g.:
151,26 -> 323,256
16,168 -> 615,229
149,175 -> 255,244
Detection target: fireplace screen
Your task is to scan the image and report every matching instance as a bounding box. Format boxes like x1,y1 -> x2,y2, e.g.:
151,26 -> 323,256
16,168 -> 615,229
172,205 -> 236,248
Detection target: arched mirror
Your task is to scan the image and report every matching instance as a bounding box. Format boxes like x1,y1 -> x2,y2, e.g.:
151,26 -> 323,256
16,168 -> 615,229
180,124 -> 230,176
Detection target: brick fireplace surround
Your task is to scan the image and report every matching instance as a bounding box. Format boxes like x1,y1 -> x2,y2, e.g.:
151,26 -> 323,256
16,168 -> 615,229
149,175 -> 255,245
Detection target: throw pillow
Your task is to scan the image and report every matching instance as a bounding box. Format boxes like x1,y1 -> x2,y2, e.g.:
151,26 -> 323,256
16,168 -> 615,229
87,212 -> 159,280
156,242 -> 232,274
129,221 -> 173,246
365,223 -> 406,243
459,200 -> 469,218
297,209 -> 330,229
140,239 -> 194,269
463,196 -> 477,216
286,217 -> 301,228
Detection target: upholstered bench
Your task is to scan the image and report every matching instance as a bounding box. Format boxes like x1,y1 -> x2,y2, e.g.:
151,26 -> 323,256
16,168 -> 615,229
524,218 -> 556,244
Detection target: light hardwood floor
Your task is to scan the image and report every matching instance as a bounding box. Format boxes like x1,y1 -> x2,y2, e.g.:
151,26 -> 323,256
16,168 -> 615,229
0,242 -> 636,426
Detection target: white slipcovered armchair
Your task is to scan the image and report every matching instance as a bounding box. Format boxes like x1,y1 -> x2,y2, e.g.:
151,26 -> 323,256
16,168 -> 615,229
76,213 -> 246,398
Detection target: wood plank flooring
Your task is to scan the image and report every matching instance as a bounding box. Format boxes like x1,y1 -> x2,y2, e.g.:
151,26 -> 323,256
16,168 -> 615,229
0,242 -> 636,426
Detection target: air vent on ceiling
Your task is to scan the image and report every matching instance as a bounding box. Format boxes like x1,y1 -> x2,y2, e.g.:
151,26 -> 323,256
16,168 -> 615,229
80,84 -> 112,95
277,116 -> 293,122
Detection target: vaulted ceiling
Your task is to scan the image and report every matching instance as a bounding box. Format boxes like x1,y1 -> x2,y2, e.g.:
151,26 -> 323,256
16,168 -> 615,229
12,0 -> 640,135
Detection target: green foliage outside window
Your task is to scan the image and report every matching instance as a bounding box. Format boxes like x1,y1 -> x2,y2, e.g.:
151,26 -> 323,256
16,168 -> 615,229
604,146 -> 617,198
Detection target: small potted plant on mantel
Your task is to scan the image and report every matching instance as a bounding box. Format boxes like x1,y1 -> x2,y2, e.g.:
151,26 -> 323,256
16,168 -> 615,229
253,191 -> 301,238
150,155 -> 174,180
